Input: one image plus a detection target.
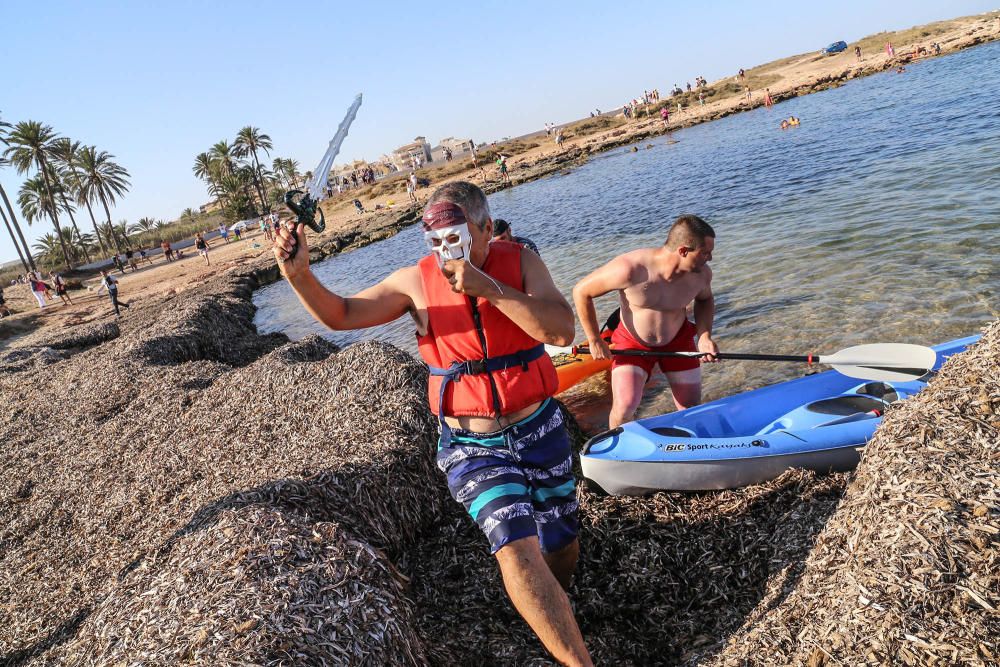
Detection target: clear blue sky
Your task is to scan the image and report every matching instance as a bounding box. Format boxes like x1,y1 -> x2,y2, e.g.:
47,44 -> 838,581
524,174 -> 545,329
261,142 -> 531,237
1,0 -> 993,264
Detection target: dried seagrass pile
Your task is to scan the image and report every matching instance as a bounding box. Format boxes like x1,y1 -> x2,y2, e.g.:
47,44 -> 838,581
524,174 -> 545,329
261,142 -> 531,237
1,257 -> 995,666
700,320 -> 999,666
1,268 -> 442,665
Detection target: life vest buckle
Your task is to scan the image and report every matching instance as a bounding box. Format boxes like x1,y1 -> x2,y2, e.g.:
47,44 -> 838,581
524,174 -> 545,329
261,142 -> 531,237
459,359 -> 489,376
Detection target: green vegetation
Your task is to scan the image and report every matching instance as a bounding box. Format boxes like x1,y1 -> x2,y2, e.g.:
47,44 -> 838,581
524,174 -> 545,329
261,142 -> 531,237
1,114 -> 130,273
192,127 -> 304,224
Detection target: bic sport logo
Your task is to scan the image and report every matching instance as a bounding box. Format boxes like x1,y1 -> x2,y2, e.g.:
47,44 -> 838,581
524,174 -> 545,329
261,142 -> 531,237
659,439 -> 768,453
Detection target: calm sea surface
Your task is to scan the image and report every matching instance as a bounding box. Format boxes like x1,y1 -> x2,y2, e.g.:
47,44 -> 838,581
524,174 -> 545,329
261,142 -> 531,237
255,41 -> 999,432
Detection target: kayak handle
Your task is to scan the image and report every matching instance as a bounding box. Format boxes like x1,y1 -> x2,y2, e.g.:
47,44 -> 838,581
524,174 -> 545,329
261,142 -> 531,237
582,427 -> 623,455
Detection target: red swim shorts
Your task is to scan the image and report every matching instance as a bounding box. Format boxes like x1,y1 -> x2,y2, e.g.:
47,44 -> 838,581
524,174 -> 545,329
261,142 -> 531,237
611,319 -> 700,377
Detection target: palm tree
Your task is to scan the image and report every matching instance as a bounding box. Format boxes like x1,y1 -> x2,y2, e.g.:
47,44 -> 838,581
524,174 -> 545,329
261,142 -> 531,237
180,207 -> 197,223
77,145 -> 130,255
2,120 -> 72,269
272,157 -> 300,190
32,232 -> 62,267
115,220 -> 132,249
1,204 -> 31,274
77,230 -> 98,253
193,152 -> 216,185
209,140 -> 238,176
0,114 -> 36,273
46,164 -> 92,263
18,175 -> 72,261
131,216 -> 156,236
51,137 -> 108,254
234,126 -> 273,213
129,216 -> 157,247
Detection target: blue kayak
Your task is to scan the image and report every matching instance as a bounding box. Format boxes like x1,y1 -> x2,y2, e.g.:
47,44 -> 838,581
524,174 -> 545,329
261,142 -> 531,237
580,335 -> 978,495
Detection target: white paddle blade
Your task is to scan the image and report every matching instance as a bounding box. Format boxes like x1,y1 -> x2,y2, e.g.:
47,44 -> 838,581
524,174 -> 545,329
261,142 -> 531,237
819,343 -> 937,382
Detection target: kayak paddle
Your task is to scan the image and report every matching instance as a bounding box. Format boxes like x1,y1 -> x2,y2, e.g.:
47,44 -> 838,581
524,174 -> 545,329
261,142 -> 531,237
608,342 -> 937,383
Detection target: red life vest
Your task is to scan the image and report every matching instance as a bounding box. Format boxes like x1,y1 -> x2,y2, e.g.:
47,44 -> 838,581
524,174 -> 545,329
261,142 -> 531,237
417,241 -> 558,418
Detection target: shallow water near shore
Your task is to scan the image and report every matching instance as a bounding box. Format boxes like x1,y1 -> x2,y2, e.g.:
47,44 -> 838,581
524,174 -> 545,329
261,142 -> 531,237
255,41 -> 999,432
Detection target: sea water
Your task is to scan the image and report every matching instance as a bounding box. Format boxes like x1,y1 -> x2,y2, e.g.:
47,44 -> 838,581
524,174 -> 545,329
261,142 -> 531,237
255,41 -> 999,430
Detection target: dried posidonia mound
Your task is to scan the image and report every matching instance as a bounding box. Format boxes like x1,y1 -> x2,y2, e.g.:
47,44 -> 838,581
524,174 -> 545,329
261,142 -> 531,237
2,256 -> 995,666
703,320 -> 999,666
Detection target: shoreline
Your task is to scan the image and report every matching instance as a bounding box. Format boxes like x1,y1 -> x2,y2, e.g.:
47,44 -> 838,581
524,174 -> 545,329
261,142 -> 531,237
1,14 -> 997,345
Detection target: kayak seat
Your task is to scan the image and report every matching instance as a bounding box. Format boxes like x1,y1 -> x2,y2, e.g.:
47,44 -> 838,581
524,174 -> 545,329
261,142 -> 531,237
803,395 -> 885,416
650,426 -> 695,438
855,382 -> 899,403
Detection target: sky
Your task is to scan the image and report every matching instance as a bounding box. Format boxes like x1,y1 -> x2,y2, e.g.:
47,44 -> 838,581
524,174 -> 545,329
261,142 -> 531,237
1,0 -> 994,265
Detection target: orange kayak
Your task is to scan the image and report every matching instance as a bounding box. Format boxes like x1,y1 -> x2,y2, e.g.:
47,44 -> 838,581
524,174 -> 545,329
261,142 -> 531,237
551,331 -> 613,395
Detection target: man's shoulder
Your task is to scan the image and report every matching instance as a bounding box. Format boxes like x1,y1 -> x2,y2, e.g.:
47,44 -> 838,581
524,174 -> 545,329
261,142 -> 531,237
617,247 -> 659,266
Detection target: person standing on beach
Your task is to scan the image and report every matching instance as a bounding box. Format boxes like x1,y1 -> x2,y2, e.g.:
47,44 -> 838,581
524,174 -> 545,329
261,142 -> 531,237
764,88 -> 774,108
408,172 -> 418,203
50,271 -> 72,305
272,181 -> 593,666
219,223 -> 230,244
744,86 -> 752,105
28,272 -> 47,309
573,215 -> 719,428
855,45 -> 862,62
496,153 -> 511,185
96,270 -> 130,316
195,232 -> 211,265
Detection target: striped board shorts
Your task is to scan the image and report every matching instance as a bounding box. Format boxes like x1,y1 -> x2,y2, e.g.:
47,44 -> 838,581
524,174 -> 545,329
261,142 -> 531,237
436,399 -> 579,554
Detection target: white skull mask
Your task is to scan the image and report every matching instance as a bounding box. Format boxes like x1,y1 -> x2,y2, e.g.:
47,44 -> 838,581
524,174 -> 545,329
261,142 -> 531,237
424,224 -> 472,267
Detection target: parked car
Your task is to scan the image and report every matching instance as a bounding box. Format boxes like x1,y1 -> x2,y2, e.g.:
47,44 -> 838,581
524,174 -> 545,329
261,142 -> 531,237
823,41 -> 848,55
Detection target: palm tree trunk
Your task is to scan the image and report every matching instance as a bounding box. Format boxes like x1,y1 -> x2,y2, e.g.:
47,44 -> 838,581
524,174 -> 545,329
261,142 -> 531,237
0,182 -> 37,273
57,190 -> 92,263
69,164 -> 108,254
250,150 -> 270,213
1,205 -> 30,274
82,198 -> 107,254
98,191 -> 123,254
36,155 -> 72,270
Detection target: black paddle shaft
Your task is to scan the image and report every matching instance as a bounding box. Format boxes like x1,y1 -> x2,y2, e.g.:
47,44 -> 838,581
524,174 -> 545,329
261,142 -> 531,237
611,349 -> 809,362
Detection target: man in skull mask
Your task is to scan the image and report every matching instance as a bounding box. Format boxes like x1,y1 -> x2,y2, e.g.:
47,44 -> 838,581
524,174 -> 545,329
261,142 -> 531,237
272,181 -> 592,666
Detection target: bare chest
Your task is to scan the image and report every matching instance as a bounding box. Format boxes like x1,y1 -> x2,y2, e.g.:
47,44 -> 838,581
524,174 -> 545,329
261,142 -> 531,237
623,274 -> 704,311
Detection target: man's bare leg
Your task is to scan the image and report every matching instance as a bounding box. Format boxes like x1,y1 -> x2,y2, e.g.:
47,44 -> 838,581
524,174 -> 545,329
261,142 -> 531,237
495,537 -> 592,667
542,538 -> 579,590
609,365 -> 648,428
665,366 -> 702,410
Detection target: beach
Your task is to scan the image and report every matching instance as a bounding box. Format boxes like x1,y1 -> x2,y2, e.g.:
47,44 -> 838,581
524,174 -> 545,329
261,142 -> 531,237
1,11 -> 998,666
2,12 -> 997,345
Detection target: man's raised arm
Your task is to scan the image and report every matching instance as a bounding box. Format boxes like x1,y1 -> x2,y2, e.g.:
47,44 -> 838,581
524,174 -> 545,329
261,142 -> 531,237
274,222 -> 413,331
572,258 -> 632,360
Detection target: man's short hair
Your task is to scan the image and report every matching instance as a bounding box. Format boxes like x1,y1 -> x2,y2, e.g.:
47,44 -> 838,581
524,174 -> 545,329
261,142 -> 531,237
493,219 -> 510,236
665,214 -> 715,250
427,181 -> 490,229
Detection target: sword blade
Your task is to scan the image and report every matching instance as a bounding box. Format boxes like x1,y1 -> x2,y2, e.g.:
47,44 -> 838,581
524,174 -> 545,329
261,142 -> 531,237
307,93 -> 363,201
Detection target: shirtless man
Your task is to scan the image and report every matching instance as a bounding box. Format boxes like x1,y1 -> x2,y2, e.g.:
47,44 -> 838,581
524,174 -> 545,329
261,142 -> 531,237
573,215 -> 719,428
